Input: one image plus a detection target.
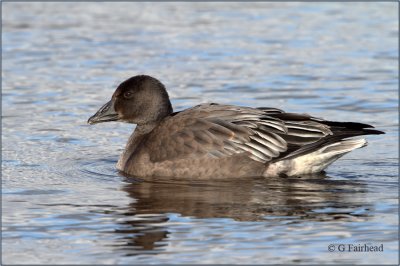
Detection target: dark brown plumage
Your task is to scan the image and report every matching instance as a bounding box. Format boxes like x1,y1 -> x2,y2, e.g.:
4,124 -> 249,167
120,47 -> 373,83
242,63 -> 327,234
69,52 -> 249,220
88,75 -> 384,179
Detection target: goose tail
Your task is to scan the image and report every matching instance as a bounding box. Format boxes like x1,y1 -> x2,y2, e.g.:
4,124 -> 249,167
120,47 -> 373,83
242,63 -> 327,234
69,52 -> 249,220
264,138 -> 368,177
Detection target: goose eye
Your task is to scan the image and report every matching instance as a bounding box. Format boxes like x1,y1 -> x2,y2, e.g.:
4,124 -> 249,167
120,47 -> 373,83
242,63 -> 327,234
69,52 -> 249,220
123,91 -> 133,99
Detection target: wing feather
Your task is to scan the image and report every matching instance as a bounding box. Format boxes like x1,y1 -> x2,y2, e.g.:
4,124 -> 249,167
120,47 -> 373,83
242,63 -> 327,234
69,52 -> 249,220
144,103 -> 336,164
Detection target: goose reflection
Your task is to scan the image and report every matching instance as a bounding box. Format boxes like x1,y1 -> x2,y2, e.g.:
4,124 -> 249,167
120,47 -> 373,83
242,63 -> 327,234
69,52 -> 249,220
112,173 -> 371,255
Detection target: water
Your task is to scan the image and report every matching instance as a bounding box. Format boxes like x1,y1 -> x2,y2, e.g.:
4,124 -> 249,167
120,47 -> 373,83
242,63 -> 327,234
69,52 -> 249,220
2,2 -> 398,264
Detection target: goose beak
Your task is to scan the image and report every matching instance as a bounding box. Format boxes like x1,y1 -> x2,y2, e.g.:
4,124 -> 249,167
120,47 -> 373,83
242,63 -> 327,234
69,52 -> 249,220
88,100 -> 119,125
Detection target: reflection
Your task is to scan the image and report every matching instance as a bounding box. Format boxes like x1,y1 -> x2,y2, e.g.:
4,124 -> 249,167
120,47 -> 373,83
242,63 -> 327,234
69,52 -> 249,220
113,215 -> 169,254
112,173 -> 372,255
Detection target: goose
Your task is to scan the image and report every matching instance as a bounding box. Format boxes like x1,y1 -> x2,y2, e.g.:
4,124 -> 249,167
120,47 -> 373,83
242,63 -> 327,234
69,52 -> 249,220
88,75 -> 384,178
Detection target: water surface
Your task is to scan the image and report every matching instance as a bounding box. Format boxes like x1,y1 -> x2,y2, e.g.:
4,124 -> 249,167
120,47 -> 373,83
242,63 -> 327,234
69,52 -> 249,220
2,2 -> 398,264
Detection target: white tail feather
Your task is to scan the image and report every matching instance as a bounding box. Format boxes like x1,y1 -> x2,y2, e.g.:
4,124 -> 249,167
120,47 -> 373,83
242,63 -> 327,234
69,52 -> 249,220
264,138 -> 367,177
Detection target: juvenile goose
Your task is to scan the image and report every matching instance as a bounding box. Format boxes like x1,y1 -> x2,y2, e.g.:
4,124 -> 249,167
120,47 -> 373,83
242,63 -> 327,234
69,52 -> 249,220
88,75 -> 384,178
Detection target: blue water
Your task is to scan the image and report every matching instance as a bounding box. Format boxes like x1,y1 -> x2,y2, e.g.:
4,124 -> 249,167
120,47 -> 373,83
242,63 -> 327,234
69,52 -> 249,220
2,2 -> 398,264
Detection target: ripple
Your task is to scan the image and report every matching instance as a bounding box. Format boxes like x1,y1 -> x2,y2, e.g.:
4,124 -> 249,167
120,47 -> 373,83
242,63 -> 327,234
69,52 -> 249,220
79,158 -> 119,179
3,189 -> 65,195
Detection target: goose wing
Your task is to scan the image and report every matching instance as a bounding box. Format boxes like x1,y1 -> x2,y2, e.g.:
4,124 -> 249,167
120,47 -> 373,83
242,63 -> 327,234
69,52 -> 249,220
268,112 -> 384,161
143,103 -> 335,163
